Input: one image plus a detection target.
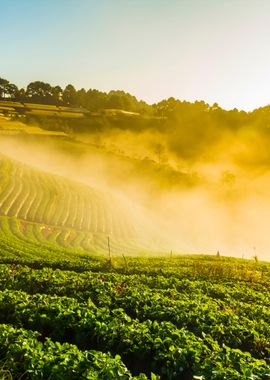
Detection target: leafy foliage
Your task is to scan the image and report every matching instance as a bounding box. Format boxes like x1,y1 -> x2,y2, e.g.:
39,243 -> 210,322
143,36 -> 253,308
0,254 -> 270,378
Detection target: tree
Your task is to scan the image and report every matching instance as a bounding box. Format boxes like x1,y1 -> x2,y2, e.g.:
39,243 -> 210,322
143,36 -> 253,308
62,84 -> 77,106
0,78 -> 9,98
51,85 -> 63,104
154,97 -> 177,116
106,90 -> 144,112
84,89 -> 107,111
5,83 -> 19,99
17,88 -> 27,101
26,81 -> 53,103
107,92 -> 124,109
76,88 -> 87,107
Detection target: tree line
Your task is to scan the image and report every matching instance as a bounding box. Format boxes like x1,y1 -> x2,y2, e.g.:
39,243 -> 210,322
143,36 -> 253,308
2,76 -> 270,141
0,77 -> 151,114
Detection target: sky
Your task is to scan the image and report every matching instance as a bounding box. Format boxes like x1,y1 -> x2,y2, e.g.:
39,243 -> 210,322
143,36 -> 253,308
1,0 -> 270,110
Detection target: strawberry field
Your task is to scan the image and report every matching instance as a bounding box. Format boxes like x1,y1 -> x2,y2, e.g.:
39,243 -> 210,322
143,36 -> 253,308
0,251 -> 270,379
0,154 -> 269,379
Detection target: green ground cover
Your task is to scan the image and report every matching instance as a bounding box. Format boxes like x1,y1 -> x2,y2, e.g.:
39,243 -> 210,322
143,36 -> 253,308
0,243 -> 269,379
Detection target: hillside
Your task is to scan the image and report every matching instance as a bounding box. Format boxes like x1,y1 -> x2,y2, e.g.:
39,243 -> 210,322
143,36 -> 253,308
0,110 -> 270,379
0,154 -> 153,257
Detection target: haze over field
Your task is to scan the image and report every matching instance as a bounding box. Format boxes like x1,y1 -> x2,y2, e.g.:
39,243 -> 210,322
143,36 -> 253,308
1,0 -> 270,260
1,108 -> 270,261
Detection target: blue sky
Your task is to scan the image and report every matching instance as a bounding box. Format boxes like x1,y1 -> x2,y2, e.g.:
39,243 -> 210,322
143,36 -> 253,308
1,0 -> 270,110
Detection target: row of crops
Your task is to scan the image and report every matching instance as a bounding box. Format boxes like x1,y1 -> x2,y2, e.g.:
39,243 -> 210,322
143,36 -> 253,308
0,156 -> 136,236
0,251 -> 270,379
0,155 -> 270,378
0,215 -> 142,268
0,156 -> 150,254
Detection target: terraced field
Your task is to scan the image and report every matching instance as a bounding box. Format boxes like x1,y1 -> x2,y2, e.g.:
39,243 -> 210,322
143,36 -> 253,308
0,155 -> 147,255
0,157 -> 270,379
0,100 -> 89,118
